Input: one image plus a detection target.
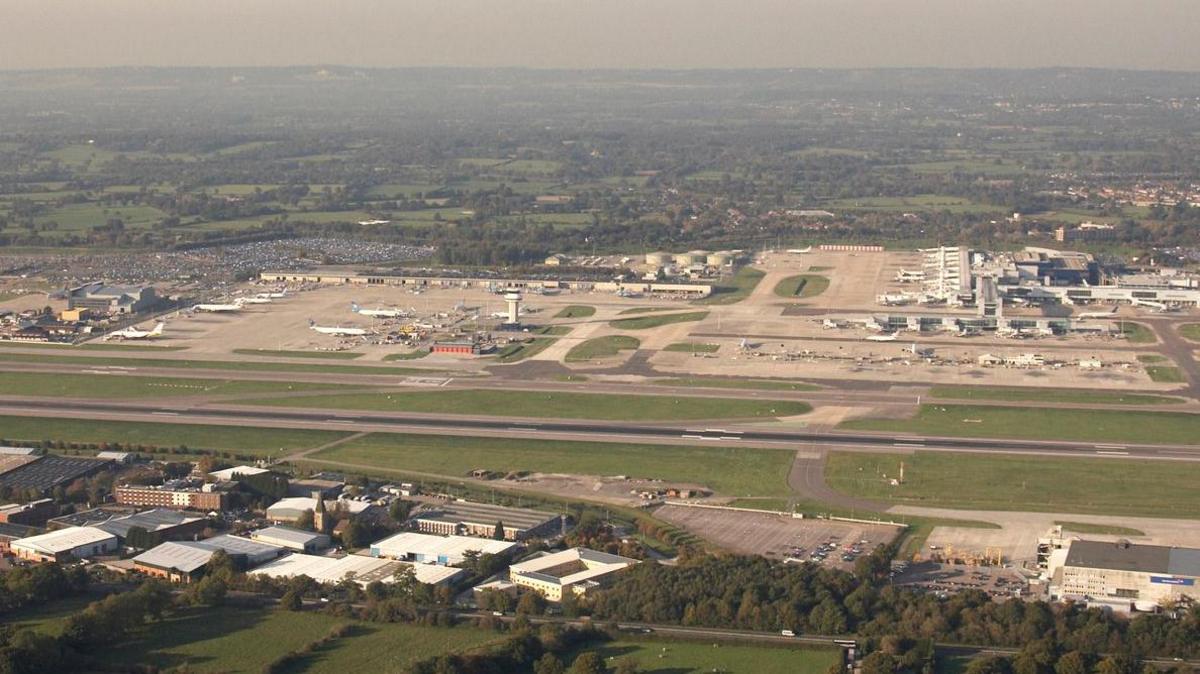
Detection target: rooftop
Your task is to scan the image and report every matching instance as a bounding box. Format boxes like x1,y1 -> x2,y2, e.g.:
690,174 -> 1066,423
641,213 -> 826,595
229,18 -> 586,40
414,501 -> 558,531
208,466 -> 271,481
250,526 -> 329,546
94,508 -> 203,539
509,547 -> 638,587
13,526 -> 115,554
250,553 -> 464,586
267,497 -> 372,516
1065,540 -> 1200,577
371,531 -> 516,560
133,541 -> 216,574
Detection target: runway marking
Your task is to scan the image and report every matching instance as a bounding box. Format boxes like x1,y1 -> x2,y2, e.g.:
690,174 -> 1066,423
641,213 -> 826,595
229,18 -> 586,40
1094,444 -> 1128,450
1096,450 -> 1130,456
151,411 -> 179,416
681,434 -> 705,440
892,442 -> 926,448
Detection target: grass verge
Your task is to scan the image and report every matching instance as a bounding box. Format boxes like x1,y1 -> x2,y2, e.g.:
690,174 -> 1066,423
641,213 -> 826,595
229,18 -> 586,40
1054,521 -> 1146,536
565,335 -> 640,361
656,377 -> 819,392
494,338 -> 557,363
1146,365 -> 1186,383
609,311 -> 709,330
840,403 -> 1200,445
773,274 -> 830,299
232,349 -> 362,359
826,450 -> 1200,518
241,389 -> 810,421
0,351 -> 442,377
0,371 -> 369,399
694,267 -> 765,305
928,385 -> 1184,406
553,305 -> 595,319
663,342 -> 720,353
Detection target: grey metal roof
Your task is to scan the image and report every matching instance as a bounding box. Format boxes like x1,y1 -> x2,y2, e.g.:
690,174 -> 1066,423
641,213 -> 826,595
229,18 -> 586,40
251,526 -> 328,546
133,541 -> 215,574
94,509 -> 202,539
1065,540 -> 1174,575
415,501 -> 557,531
1167,548 -> 1200,577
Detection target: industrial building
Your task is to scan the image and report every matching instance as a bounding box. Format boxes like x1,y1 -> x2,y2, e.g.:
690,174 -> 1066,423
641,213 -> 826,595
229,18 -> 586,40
0,455 -> 112,493
413,501 -> 561,541
132,541 -> 223,583
250,552 -> 464,587
208,465 -> 270,481
64,282 -> 157,315
369,531 -> 516,566
0,522 -> 40,555
115,484 -> 227,511
265,496 -> 375,524
12,526 -> 118,562
508,548 -> 638,601
91,508 -> 207,544
250,526 -> 331,553
0,499 -> 57,526
1042,538 -> 1200,610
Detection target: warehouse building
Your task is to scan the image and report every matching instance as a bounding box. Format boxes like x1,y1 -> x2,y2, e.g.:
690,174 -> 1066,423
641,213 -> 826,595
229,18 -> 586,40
0,455 -> 112,493
508,548 -> 638,601
0,522 -> 40,555
132,541 -> 221,584
370,531 -> 516,566
414,501 -> 561,541
208,465 -> 270,481
92,508 -> 207,544
265,496 -> 374,524
250,526 -> 331,553
251,552 -> 465,587
1044,539 -> 1200,610
0,499 -> 57,526
12,526 -> 118,562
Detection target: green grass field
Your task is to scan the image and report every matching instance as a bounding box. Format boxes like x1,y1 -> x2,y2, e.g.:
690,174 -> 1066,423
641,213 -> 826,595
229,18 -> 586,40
663,342 -> 720,353
383,350 -> 430,361
535,325 -> 572,336
1120,322 -> 1156,344
695,267 -> 765,305
554,305 -> 596,319
574,639 -> 839,674
773,275 -> 830,299
0,415 -> 348,455
656,377 -> 819,392
826,450 -> 1200,518
610,311 -> 709,330
823,194 -> 998,214
231,348 -> 363,360
840,403 -> 1200,445
241,389 -> 809,421
0,351 -> 440,377
0,341 -> 188,352
565,335 -> 640,361
1137,354 -> 1168,364
1054,521 -> 1146,536
618,307 -> 677,315
928,385 -> 1184,405
1179,324 -> 1200,343
294,622 -> 502,673
0,371 -> 368,400
494,337 -> 556,363
1146,365 -> 1186,383
315,433 -> 797,498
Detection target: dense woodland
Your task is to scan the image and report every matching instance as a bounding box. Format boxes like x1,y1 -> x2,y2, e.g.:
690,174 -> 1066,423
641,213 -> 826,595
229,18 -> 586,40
2,68 -> 1200,263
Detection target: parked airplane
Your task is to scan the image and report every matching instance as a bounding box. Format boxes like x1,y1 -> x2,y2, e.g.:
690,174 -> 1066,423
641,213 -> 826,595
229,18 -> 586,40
104,322 -> 165,341
877,293 -> 915,306
308,320 -> 367,336
865,334 -> 897,342
238,296 -> 272,305
192,300 -> 243,312
351,302 -> 409,319
1077,307 -> 1117,319
257,289 -> 288,299
787,247 -> 812,254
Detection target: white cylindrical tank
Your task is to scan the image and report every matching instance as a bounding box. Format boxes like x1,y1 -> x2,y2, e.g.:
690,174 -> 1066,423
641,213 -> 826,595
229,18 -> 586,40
674,252 -> 697,266
707,251 -> 731,266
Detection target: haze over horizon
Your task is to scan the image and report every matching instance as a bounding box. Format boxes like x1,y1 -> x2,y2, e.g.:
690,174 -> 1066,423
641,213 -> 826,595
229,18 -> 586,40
4,0 -> 1200,72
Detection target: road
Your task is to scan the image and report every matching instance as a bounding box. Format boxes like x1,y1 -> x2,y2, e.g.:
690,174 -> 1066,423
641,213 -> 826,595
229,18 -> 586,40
2,396 -> 1199,462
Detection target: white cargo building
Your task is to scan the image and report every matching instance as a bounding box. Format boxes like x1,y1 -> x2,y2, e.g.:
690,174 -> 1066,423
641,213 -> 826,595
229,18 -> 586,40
369,532 -> 515,566
12,526 -> 118,562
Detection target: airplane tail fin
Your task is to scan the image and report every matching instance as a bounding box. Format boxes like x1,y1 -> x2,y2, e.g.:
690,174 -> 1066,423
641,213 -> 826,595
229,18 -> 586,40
150,323 -> 165,336
351,302 -> 361,312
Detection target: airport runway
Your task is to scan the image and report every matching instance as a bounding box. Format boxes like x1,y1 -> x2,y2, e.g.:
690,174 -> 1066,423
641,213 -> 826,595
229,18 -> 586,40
1,396 -> 1198,462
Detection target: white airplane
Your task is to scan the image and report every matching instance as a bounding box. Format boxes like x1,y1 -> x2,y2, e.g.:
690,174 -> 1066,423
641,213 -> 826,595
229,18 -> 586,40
351,302 -> 409,319
787,247 -> 812,254
877,293 -> 915,306
104,322 -> 165,341
308,320 -> 367,337
257,289 -> 288,299
192,300 -> 243,312
1132,298 -> 1170,312
238,296 -> 272,305
1077,307 -> 1117,319
865,334 -> 897,342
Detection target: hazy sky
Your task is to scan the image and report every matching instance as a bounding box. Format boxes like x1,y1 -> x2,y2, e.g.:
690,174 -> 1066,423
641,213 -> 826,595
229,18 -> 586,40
3,0 -> 1198,71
